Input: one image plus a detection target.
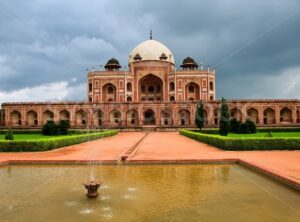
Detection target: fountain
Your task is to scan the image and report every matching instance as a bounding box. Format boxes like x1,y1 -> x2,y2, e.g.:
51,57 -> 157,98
83,180 -> 101,198
83,164 -> 101,198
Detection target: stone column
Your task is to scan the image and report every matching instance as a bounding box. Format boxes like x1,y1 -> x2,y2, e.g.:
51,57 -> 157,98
275,106 -> 280,125
54,109 -> 59,123
258,107 -> 264,125
292,107 -> 297,124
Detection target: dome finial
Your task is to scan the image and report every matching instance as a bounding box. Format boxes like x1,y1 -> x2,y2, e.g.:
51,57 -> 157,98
150,29 -> 152,40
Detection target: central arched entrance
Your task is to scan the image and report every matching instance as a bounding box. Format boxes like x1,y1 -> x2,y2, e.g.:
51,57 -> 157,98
144,109 -> 155,125
139,74 -> 163,101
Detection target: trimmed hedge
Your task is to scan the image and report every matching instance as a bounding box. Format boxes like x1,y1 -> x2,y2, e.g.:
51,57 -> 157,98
196,127 -> 300,135
0,130 -> 41,134
180,130 -> 300,150
0,130 -> 118,152
0,129 -> 105,135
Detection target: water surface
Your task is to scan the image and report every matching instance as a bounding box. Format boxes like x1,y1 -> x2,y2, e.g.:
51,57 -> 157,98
0,164 -> 299,222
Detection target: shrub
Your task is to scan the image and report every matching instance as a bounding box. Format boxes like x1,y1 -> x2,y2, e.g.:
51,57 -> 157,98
246,119 -> 257,134
240,123 -> 249,134
58,120 -> 70,135
42,121 -> 59,135
229,118 -> 241,133
5,129 -> 14,140
41,120 -> 70,136
264,131 -> 273,137
195,101 -> 204,130
0,130 -> 118,152
180,130 -> 300,150
219,98 -> 230,136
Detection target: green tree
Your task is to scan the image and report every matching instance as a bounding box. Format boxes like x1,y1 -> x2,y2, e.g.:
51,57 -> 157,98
219,98 -> 230,136
195,101 -> 204,130
5,128 -> 14,140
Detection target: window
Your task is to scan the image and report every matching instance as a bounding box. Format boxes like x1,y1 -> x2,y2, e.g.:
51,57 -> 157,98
141,85 -> 145,92
156,85 -> 161,92
170,82 -> 175,91
188,85 -> 194,93
108,85 -> 114,94
148,86 -> 154,93
209,82 -> 214,91
127,82 -> 132,91
89,83 -> 92,92
127,96 -> 132,102
170,96 -> 175,101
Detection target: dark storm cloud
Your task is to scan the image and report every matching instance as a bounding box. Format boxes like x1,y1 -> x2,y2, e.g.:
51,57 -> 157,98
0,0 -> 300,103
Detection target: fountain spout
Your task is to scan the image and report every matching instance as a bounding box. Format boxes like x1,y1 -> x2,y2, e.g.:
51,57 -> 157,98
83,181 -> 101,198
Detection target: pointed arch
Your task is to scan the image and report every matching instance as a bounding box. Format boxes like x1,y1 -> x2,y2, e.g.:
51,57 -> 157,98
59,110 -> 70,121
247,108 -> 259,124
185,82 -> 200,101
109,109 -> 122,125
143,109 -> 155,125
10,110 -> 21,126
178,109 -> 190,126
161,109 -> 173,126
127,82 -> 132,92
230,108 -> 242,121
280,107 -> 292,124
93,109 -> 104,127
169,82 -> 175,91
139,74 -> 163,101
102,83 -> 117,102
26,110 -> 38,126
75,109 -> 87,126
264,108 -> 275,124
126,109 -> 139,126
42,110 -> 54,124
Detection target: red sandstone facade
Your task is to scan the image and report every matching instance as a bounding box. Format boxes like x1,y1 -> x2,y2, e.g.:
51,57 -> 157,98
0,39 -> 300,129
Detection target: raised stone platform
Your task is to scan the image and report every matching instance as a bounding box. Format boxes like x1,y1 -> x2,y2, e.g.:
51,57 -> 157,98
0,132 -> 299,190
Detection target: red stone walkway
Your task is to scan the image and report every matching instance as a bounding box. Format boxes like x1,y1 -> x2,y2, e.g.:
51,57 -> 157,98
0,132 -> 299,189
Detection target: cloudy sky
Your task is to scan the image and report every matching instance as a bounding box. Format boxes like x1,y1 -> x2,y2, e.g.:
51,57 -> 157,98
0,0 -> 300,104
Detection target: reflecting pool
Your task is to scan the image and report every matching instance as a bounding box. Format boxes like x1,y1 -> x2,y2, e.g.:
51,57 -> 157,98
0,164 -> 299,222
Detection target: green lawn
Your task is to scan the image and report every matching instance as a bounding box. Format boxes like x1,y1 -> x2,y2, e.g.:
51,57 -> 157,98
227,132 -> 300,138
0,134 -> 70,141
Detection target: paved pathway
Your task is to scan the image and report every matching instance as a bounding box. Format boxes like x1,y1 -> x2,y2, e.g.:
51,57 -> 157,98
0,132 -> 145,163
0,132 -> 299,189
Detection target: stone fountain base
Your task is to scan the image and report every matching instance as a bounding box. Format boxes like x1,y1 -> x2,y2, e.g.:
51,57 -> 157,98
83,181 -> 101,198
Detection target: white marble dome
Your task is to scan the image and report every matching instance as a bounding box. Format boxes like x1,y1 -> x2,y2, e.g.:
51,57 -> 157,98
129,39 -> 174,64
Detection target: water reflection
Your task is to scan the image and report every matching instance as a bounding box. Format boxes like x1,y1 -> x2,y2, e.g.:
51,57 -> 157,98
0,164 -> 299,222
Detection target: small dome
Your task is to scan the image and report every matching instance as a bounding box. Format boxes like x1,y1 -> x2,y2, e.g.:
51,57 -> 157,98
133,53 -> 142,61
159,53 -> 167,60
105,58 -> 121,70
129,39 -> 174,64
181,57 -> 198,69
